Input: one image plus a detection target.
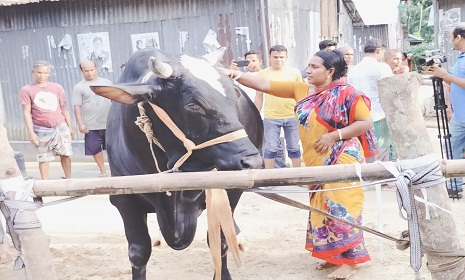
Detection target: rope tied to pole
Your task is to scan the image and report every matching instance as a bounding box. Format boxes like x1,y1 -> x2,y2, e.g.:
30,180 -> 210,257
0,177 -> 43,270
379,159 -> 464,280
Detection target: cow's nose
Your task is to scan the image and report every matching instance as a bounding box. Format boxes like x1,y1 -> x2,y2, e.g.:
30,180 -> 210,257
240,154 -> 263,169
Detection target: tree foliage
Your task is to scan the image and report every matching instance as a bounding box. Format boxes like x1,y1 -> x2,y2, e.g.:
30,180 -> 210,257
399,0 -> 434,42
406,43 -> 435,72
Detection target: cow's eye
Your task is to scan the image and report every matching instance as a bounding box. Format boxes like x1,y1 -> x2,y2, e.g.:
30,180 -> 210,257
185,103 -> 205,115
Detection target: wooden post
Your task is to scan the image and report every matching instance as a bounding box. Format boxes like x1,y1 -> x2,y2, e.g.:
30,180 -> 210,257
0,116 -> 57,279
378,72 -> 465,279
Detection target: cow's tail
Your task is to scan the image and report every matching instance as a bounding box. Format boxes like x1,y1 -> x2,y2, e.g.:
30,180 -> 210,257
206,189 -> 242,280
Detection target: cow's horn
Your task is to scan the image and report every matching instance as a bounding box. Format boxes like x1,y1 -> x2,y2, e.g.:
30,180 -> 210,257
148,57 -> 173,79
203,47 -> 226,65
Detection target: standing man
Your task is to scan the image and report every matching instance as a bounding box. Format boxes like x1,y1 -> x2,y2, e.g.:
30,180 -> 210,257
318,39 -> 338,51
20,60 -> 74,179
255,45 -> 302,169
384,49 -> 410,74
230,51 -> 264,110
231,50 -> 287,168
339,45 -> 355,70
429,22 -> 465,195
348,39 -> 394,162
73,60 -> 113,177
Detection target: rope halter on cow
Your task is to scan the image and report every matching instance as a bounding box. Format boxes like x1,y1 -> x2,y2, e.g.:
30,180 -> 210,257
137,70 -> 248,172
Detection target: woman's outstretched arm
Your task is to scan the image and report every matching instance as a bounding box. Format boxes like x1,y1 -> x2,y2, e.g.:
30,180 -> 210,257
221,68 -> 271,92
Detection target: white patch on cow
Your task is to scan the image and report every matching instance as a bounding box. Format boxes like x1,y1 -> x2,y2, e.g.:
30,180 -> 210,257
180,55 -> 226,97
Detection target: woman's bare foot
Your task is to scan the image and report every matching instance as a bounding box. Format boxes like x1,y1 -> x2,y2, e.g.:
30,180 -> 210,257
327,264 -> 356,279
316,261 -> 336,270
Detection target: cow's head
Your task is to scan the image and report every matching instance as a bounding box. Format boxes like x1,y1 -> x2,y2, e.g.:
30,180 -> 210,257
91,48 -> 262,172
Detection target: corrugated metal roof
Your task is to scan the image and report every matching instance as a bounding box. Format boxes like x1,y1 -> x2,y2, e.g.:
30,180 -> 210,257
0,0 -> 61,6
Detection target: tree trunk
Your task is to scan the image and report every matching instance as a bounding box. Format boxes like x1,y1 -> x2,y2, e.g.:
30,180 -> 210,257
0,115 -> 57,280
378,72 -> 465,279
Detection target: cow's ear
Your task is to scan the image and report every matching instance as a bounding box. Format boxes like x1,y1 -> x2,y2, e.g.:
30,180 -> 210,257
90,83 -> 158,104
203,47 -> 226,65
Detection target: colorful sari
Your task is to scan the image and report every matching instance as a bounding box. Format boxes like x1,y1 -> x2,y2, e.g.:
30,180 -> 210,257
294,81 -> 378,265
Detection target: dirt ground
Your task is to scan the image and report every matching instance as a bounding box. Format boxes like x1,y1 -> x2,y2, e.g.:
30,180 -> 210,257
1,126 -> 465,280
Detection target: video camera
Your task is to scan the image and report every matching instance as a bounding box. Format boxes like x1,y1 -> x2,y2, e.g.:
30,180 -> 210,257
418,49 -> 447,66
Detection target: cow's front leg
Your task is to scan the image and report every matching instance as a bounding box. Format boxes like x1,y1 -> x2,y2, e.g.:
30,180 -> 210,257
110,195 -> 152,280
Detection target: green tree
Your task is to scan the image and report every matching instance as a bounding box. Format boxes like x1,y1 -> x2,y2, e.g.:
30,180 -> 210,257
406,43 -> 435,72
399,0 -> 434,42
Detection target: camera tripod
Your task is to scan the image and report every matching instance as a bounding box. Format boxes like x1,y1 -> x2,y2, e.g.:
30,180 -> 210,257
431,76 -> 461,199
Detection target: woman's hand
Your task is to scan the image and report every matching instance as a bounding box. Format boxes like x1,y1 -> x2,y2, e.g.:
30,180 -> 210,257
216,66 -> 232,76
314,133 -> 335,155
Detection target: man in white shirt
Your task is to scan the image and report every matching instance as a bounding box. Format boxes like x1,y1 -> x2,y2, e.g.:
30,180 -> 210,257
348,39 -> 394,162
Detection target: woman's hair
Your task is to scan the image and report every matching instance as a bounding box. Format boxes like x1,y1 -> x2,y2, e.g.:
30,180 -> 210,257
314,49 -> 347,81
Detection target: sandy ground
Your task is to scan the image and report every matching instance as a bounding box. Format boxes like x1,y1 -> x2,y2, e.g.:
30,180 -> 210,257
1,126 -> 465,280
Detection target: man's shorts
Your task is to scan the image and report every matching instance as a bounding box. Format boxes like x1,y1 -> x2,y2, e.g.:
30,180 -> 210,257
34,123 -> 73,162
84,129 -> 106,155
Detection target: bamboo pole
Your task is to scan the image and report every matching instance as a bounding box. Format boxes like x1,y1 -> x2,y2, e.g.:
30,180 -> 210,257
31,158 -> 465,197
378,72 -> 465,279
0,116 -> 57,279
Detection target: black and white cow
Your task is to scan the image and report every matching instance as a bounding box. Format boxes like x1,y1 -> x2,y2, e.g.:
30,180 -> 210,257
91,48 -> 263,280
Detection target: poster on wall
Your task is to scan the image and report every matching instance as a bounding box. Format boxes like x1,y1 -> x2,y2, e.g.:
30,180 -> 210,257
130,32 -> 160,53
179,31 -> 189,53
77,32 -> 113,73
47,34 -> 77,68
203,30 -> 221,54
438,8 -> 461,51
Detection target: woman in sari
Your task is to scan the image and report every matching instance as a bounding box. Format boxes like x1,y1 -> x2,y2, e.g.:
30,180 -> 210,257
224,50 -> 378,279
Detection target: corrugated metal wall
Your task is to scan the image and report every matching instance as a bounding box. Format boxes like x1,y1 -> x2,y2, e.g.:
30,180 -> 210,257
338,1 -> 395,65
0,0 -> 319,140
352,25 -> 390,64
263,0 -> 318,71
338,0 -> 355,51
435,0 -> 464,70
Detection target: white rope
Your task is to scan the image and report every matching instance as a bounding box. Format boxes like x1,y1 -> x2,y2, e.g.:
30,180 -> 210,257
378,158 -> 448,280
0,177 -> 43,270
